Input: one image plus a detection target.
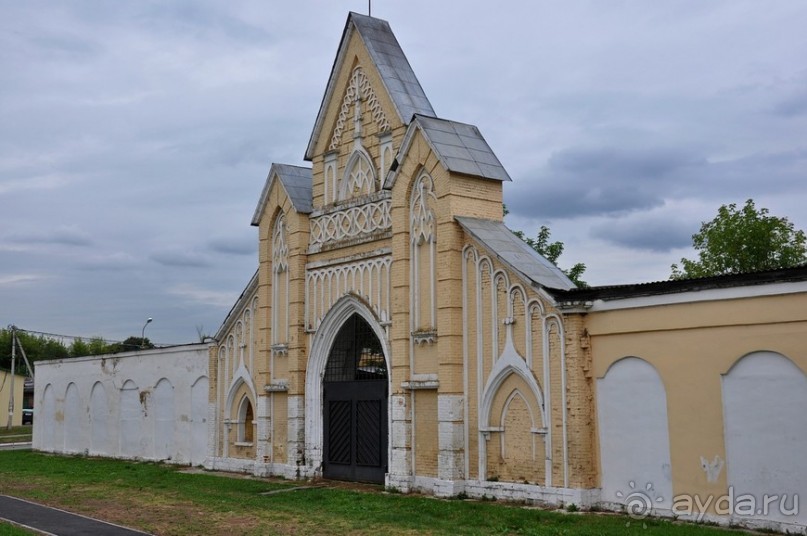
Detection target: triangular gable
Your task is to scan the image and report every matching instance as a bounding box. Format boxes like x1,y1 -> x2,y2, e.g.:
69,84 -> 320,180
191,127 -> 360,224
384,115 -> 512,189
251,163 -> 313,226
305,12 -> 435,161
455,216 -> 575,292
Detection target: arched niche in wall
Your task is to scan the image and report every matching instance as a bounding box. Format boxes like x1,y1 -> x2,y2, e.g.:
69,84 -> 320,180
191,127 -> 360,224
190,375 -> 209,466
64,382 -> 82,453
722,351 -> 807,525
153,378 -> 175,460
40,384 -> 56,450
90,381 -> 109,454
597,357 -> 673,511
119,379 -> 143,458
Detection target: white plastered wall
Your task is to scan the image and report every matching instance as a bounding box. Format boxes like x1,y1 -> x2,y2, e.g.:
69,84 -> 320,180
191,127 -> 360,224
33,344 -> 209,465
722,351 -> 807,528
597,357 -> 673,513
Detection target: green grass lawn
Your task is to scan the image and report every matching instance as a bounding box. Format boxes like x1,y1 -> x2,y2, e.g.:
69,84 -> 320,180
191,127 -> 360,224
0,522 -> 36,536
0,427 -> 31,445
0,451 -> 741,535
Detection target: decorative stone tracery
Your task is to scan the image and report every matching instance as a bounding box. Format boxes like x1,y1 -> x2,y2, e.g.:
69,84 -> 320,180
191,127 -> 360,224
410,170 -> 437,335
305,255 -> 392,331
329,67 -> 390,151
272,213 -> 289,350
309,195 -> 391,250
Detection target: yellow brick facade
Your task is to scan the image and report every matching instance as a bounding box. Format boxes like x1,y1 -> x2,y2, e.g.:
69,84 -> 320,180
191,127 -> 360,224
204,17 -> 807,532
206,13 -> 597,504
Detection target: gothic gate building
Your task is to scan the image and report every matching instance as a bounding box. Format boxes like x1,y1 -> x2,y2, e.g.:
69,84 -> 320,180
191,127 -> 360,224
205,13 -> 807,531
206,12 -> 596,504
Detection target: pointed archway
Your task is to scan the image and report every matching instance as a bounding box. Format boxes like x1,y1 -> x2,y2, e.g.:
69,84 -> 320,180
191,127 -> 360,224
322,314 -> 388,482
305,295 -> 391,484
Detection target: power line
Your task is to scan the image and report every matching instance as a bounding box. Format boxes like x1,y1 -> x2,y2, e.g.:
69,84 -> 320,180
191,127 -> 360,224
6,326 -> 177,348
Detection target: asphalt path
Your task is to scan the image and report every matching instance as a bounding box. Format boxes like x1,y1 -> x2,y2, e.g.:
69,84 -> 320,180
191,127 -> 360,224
0,495 -> 151,536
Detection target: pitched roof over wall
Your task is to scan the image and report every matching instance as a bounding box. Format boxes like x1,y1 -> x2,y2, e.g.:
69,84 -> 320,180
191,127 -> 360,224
549,264 -> 807,305
456,216 -> 576,291
305,12 -> 435,160
251,164 -> 313,225
385,115 -> 512,188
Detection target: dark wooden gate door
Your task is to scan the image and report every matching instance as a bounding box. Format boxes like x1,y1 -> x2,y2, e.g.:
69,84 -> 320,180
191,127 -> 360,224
322,314 -> 388,483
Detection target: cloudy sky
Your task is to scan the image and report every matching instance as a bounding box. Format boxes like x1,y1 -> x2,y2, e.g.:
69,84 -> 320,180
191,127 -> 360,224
2,1 -> 806,344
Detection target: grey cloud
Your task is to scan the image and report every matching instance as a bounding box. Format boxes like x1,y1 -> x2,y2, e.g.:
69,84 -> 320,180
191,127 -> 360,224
136,3 -> 274,46
506,146 -> 706,219
28,33 -> 102,61
506,146 -> 807,221
207,235 -> 257,256
772,91 -> 807,117
6,226 -> 93,247
76,253 -> 139,272
150,250 -> 210,268
591,216 -> 694,252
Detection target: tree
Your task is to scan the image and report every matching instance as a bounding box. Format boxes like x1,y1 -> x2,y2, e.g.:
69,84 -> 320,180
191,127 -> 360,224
671,199 -> 807,280
119,336 -> 154,351
0,329 -> 70,373
504,206 -> 588,287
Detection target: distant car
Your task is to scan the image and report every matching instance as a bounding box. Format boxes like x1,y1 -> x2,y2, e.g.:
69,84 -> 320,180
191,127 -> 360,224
21,409 -> 33,425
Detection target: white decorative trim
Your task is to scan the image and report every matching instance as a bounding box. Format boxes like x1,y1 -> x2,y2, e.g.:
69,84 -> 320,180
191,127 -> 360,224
309,196 -> 391,251
329,67 -> 390,152
339,148 -> 377,201
410,169 -> 437,334
411,330 -> 437,344
272,213 -> 289,347
401,379 -> 439,390
460,243 -> 569,488
264,381 -> 289,393
305,256 -> 392,332
479,332 -> 545,429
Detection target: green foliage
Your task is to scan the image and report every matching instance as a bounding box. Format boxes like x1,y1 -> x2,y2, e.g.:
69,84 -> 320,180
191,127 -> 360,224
119,336 -> 154,351
1,329 -> 155,368
0,329 -> 68,373
671,199 -> 807,279
504,205 -> 588,287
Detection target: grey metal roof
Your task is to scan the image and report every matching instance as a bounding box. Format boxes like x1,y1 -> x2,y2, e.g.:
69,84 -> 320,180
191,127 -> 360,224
251,164 -> 313,225
384,115 -> 511,188
456,216 -> 576,291
549,263 -> 807,303
305,12 -> 435,160
351,13 -> 434,121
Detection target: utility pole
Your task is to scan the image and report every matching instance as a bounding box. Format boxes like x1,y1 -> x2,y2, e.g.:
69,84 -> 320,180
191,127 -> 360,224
6,325 -> 16,429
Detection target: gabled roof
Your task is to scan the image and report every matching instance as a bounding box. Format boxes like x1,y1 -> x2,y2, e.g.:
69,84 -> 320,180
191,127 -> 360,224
305,12 -> 435,161
385,115 -> 512,188
456,216 -> 576,291
251,164 -> 313,226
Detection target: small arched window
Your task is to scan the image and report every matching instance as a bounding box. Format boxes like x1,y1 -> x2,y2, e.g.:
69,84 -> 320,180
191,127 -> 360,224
340,150 -> 375,200
237,396 -> 254,444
